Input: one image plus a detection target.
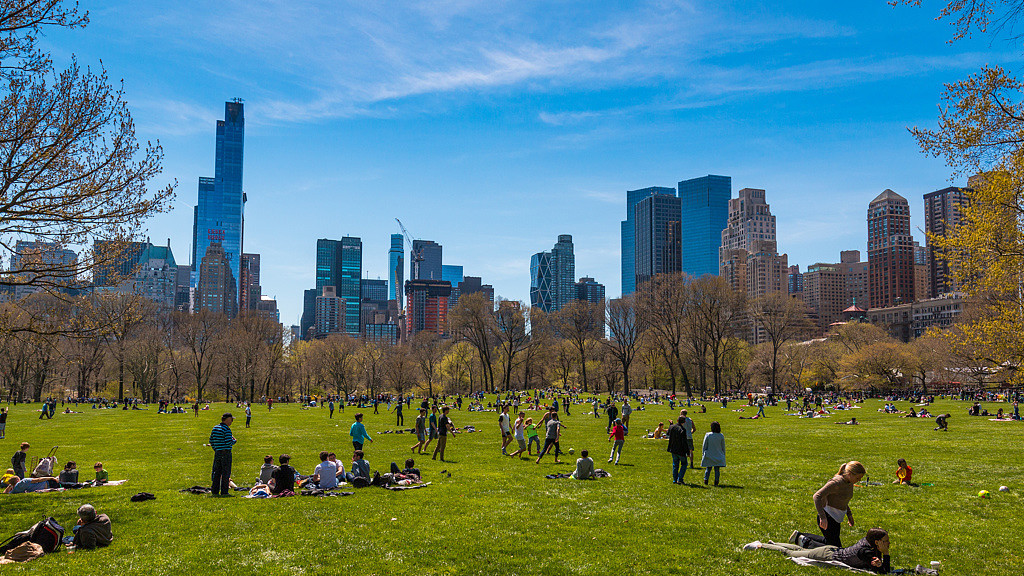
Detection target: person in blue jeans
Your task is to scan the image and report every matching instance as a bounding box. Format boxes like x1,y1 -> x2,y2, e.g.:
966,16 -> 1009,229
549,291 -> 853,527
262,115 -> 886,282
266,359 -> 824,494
701,421 -> 726,486
667,416 -> 688,484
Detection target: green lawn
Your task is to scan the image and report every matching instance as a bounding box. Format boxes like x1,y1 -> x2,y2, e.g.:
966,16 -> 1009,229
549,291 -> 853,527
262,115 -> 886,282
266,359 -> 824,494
1,397 -> 1021,575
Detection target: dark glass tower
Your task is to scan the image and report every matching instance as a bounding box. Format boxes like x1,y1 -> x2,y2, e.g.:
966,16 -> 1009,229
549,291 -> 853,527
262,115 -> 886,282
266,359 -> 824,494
389,234 -> 404,303
530,234 -> 575,312
635,195 -> 682,287
192,101 -> 245,306
412,239 -> 442,281
621,187 -> 674,296
679,175 -> 730,278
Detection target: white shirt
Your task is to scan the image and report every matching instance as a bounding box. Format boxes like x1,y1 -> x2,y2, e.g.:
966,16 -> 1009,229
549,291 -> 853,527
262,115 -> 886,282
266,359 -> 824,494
499,413 -> 511,433
314,461 -> 338,489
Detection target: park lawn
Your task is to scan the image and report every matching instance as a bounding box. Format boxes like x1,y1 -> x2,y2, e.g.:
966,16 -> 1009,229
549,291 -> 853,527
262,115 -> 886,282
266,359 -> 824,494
0,397 -> 1022,575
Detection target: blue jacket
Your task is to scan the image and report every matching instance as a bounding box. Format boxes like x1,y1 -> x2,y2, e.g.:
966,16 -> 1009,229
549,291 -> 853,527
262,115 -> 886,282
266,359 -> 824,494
350,421 -> 371,443
209,423 -> 236,451
700,432 -> 726,467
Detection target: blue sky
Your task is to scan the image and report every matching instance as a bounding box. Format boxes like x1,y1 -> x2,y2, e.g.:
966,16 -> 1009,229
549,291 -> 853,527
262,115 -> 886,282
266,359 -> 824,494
44,1 -> 1021,324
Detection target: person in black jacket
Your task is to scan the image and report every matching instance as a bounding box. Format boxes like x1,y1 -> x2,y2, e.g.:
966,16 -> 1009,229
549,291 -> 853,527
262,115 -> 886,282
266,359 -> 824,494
744,528 -> 891,574
667,417 -> 688,484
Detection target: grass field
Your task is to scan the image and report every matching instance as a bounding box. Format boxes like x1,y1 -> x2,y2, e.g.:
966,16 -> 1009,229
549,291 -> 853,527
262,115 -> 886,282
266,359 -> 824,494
1,397 -> 1022,575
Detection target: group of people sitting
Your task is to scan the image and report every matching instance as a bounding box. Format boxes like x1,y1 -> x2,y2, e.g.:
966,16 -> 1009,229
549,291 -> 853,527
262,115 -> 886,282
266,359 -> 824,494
246,451 -> 424,497
5,444 -> 110,494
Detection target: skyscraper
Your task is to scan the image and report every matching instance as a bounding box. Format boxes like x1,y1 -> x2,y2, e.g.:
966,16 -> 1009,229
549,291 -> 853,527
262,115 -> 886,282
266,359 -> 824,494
300,288 -> 317,340
719,188 -> 788,299
192,101 -> 245,310
621,186 -> 675,296
442,265 -> 464,285
315,238 -> 339,293
388,234 -> 404,303
868,190 -> 915,308
240,253 -> 261,311
315,286 -> 343,337
575,277 -> 606,304
134,242 -> 177,310
405,279 -> 451,338
197,242 -> 237,317
339,236 -> 362,337
923,186 -> 968,297
411,240 -> 442,281
679,175 -> 731,278
634,195 -> 682,287
530,234 -> 576,313
93,240 -> 149,287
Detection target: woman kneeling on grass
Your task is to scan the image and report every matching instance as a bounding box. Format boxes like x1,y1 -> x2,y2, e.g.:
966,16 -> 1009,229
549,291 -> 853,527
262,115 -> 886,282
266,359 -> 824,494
743,528 -> 890,574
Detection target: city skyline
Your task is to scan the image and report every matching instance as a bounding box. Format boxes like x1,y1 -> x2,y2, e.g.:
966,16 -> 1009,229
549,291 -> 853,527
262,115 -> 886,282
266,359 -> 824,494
43,1 -> 1014,323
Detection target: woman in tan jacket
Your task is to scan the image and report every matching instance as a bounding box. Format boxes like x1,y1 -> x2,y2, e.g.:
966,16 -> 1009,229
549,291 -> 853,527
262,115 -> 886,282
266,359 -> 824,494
812,461 -> 866,547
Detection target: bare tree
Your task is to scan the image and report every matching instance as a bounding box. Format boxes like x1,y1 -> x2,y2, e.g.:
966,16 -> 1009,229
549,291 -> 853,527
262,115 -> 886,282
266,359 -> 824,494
174,310 -> 225,401
603,297 -> 643,394
495,301 -> 529,391
412,331 -> 447,398
636,273 -> 694,395
554,300 -> 604,392
750,292 -> 812,392
321,334 -> 358,399
448,292 -> 496,391
0,1 -> 174,302
95,291 -> 152,400
690,276 -> 746,395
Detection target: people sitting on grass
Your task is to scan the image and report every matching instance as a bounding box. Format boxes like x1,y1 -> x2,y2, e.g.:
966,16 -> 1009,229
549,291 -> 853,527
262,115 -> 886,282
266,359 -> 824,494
327,453 -> 346,483
646,422 -> 666,439
312,451 -> 338,489
259,455 -> 278,484
59,461 -> 79,484
270,454 -> 296,495
347,450 -> 370,482
743,527 -> 890,574
93,462 -> 109,484
893,458 -> 912,485
72,504 -> 113,549
571,450 -> 595,480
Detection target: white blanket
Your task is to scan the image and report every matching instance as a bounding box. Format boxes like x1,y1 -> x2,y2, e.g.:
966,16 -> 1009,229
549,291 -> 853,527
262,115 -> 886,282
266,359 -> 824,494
788,557 -> 871,573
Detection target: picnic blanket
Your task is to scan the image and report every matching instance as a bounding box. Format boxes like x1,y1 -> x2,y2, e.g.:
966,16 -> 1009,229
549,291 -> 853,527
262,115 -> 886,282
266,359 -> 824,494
383,482 -> 432,491
94,479 -> 128,487
788,557 -> 871,573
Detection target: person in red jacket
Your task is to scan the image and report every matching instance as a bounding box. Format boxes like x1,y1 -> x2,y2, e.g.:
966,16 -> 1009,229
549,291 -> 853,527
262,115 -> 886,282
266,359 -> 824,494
608,418 -> 626,465
893,459 -> 912,485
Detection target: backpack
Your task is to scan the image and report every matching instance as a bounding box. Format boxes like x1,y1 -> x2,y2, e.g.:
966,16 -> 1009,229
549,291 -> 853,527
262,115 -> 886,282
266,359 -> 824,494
0,517 -> 64,554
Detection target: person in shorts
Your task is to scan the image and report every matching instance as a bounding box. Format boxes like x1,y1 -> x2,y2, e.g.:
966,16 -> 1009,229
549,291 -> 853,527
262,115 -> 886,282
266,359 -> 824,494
680,409 -> 696,468
424,406 -> 439,452
498,405 -> 512,455
508,412 -> 528,458
411,409 -> 428,454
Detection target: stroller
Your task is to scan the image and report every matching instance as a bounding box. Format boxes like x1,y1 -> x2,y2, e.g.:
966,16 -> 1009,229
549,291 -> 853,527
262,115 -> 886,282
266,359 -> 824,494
31,447 -> 58,478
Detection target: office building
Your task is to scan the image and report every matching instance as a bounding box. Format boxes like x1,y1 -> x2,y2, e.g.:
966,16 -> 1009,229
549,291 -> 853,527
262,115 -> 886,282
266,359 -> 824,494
679,175 -> 731,278
389,234 -> 404,303
787,265 -> 803,296
411,239 -> 442,281
452,276 -> 494,308
924,186 -> 968,297
719,188 -> 788,300
530,235 -> 576,313
192,101 -> 245,311
314,237 -> 363,336
315,286 -> 344,337
405,279 -> 451,338
621,186 -> 675,296
361,278 -> 388,302
839,250 -> 869,308
634,195 -> 682,288
798,251 -> 871,334
196,242 -> 237,318
442,265 -> 464,286
300,288 -> 317,341
575,277 -> 606,304
240,253 -> 261,311
867,293 -> 965,342
256,296 -> 280,323
175,266 -> 192,311
133,242 -> 178,310
867,190 -> 915,308
9,240 -> 78,299
913,243 -> 930,303
93,240 -> 149,287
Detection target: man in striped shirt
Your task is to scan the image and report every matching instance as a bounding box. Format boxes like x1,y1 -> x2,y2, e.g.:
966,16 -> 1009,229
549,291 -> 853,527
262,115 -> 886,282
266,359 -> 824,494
209,413 -> 236,496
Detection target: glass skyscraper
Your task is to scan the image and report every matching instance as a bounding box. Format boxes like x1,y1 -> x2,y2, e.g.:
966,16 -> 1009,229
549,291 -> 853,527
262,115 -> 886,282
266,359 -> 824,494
441,265 -> 464,285
339,236 -> 362,337
635,195 -> 682,287
621,187 -> 674,296
412,239 -> 443,281
679,175 -> 730,279
530,234 -> 575,312
388,234 -> 404,303
192,101 -> 245,304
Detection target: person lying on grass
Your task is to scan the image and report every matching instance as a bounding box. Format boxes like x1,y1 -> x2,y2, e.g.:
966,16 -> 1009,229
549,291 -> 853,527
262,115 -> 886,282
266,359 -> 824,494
4,475 -> 59,493
743,527 -> 890,574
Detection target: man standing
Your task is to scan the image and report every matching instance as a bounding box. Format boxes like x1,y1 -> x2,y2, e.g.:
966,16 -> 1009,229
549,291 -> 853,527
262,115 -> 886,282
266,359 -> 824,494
432,406 -> 454,462
536,411 -> 566,464
606,401 -> 618,433
329,399 -> 335,419
498,405 -> 512,455
0,407 -> 8,439
667,416 -> 688,484
11,442 -> 28,479
245,403 -> 252,428
680,409 -> 696,468
392,401 -> 404,426
209,413 -> 236,496
411,409 -> 428,454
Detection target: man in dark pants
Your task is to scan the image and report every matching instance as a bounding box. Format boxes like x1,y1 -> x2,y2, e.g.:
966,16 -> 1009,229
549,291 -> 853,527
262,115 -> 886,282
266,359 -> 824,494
209,413 -> 236,496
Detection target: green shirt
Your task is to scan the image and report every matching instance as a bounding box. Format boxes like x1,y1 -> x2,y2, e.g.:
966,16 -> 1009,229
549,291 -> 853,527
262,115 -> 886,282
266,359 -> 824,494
95,469 -> 109,482
526,424 -> 538,438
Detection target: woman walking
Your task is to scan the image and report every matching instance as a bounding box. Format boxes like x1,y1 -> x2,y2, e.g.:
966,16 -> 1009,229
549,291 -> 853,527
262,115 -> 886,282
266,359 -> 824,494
813,461 -> 866,547
700,421 -> 725,486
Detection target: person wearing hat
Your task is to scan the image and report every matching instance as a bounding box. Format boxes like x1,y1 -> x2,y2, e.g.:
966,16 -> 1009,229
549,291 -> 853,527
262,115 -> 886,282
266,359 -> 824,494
208,413 -> 236,496
72,504 -> 113,549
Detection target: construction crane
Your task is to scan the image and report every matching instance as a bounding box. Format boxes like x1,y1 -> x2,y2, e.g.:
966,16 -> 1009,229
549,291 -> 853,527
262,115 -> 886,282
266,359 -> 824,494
395,218 -> 424,280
